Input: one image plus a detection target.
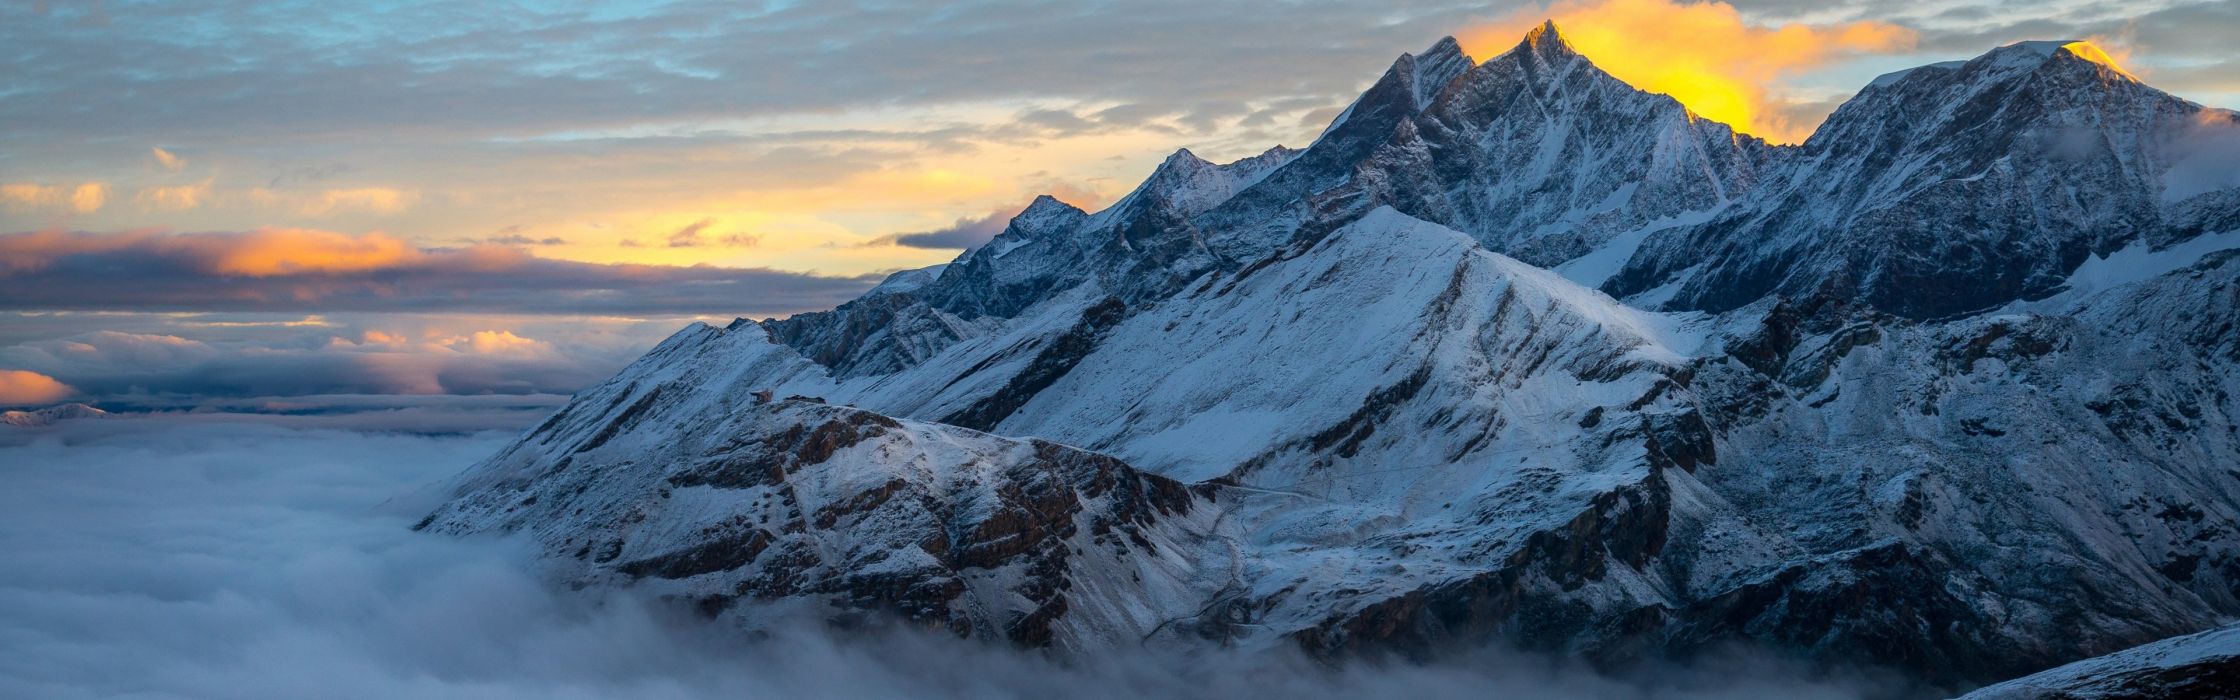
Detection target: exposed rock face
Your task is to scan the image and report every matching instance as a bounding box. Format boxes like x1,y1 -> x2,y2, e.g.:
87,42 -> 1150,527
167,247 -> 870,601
427,22 -> 2240,692
422,398 -> 1216,650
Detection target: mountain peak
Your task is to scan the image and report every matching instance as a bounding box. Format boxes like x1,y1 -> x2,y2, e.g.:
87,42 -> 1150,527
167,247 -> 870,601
2052,40 -> 2138,80
1017,193 -> 1087,224
1159,147 -> 1211,168
1518,20 -> 1578,59
1399,36 -> 1476,110
1418,35 -> 1466,64
1977,39 -> 2139,82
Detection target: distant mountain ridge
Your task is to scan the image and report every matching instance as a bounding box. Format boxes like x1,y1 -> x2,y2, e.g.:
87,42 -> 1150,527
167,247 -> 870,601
424,22 -> 2240,694
1,403 -> 106,427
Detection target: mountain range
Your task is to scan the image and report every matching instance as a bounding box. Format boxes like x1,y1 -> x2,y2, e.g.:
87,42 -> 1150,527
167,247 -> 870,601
420,22 -> 2240,695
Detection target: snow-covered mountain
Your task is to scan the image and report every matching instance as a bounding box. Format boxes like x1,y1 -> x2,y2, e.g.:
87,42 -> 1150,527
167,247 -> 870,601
423,23 -> 2240,692
0,403 -> 107,427
1610,39 -> 2240,319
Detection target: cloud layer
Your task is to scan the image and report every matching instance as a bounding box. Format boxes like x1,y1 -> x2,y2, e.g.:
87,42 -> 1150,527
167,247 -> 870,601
0,310 -> 702,409
0,417 -> 1910,699
0,228 -> 877,316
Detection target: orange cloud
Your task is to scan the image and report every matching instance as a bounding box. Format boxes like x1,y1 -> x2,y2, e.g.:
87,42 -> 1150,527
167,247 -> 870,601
0,369 -> 76,406
151,146 -> 187,172
361,330 -> 410,346
300,187 -> 416,216
0,227 -> 426,277
447,330 -> 553,356
201,228 -> 424,275
138,180 -> 212,209
1459,0 -> 1917,143
70,183 -> 107,213
2,182 -> 109,213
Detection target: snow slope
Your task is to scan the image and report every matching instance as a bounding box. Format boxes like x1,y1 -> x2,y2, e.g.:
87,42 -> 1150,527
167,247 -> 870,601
1958,624 -> 2240,699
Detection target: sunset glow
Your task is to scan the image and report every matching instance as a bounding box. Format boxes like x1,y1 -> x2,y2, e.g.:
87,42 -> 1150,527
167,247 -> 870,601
0,369 -> 75,406
1460,0 -> 1917,143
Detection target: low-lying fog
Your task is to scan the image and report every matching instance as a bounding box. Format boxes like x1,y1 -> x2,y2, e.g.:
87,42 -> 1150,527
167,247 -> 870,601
0,417 -> 1914,699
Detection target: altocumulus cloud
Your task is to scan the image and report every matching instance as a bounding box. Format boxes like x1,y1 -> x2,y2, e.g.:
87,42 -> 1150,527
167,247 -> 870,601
0,417 -> 1910,700
0,228 -> 878,317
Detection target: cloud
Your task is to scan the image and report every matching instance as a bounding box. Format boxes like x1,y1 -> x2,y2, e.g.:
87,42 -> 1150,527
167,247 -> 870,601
0,369 -> 75,405
1,182 -> 108,213
69,183 -> 107,213
0,417 -> 1907,700
0,228 -> 876,316
867,207 -> 1015,250
487,233 -> 568,246
662,217 -> 757,248
1458,0 -> 1918,143
0,309 -> 729,409
151,146 -> 187,172
446,330 -> 554,357
299,187 -> 416,216
0,227 -> 422,276
23,330 -> 223,367
2163,108 -> 2240,202
0,317 -> 649,400
136,180 -> 212,209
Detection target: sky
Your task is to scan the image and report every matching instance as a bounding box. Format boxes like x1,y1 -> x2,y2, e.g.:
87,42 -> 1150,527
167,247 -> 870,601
2,0 -> 2237,410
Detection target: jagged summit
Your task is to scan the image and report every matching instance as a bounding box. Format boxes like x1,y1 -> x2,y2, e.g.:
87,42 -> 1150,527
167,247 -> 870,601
1395,35 -> 1476,111
1515,19 -> 1578,59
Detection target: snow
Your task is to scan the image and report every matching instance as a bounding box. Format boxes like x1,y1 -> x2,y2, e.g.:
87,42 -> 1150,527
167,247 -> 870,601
1960,624 -> 2240,698
2064,229 -> 2240,295
0,403 -> 108,427
863,263 -> 949,296
1866,61 -> 1962,89
1554,206 -> 1721,288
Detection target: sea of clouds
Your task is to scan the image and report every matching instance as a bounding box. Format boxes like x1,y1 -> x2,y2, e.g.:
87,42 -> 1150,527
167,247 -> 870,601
0,416 -> 1914,699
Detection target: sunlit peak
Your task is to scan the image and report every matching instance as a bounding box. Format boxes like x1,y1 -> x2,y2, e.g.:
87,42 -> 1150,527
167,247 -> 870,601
2060,41 -> 2138,81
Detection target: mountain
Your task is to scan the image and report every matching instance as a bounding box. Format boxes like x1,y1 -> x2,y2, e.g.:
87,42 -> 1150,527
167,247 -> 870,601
423,23 -> 2240,692
1609,40 -> 2240,319
0,403 -> 108,427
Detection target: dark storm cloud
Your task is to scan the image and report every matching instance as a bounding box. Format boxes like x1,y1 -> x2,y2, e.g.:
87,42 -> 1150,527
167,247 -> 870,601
0,228 -> 876,316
